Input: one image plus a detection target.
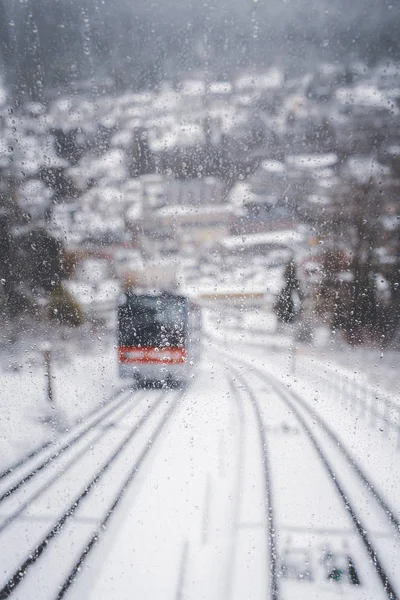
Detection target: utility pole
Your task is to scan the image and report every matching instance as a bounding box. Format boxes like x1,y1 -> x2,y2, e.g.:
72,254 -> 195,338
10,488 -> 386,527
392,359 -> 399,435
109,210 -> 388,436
42,343 -> 54,405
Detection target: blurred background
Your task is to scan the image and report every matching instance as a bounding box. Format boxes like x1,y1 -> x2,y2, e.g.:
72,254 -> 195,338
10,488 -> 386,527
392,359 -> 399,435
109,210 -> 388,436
0,0 -> 399,427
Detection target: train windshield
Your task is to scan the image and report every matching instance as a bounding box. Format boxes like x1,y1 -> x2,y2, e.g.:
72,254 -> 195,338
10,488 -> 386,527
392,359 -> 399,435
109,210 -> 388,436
118,294 -> 188,348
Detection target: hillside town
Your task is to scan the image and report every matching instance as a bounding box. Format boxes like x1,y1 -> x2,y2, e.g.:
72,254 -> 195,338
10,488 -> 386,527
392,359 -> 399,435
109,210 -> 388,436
1,60 -> 400,343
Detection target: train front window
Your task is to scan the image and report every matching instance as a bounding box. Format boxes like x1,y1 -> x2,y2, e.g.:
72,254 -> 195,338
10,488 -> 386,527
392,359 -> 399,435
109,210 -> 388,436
118,296 -> 187,347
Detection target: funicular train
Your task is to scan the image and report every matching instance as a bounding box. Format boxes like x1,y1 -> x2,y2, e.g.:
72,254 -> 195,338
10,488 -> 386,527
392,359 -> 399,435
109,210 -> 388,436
118,290 -> 201,386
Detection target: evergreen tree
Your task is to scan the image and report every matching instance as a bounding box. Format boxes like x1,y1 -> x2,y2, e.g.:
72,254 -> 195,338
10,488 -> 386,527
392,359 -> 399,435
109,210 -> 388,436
274,260 -> 301,324
128,128 -> 154,177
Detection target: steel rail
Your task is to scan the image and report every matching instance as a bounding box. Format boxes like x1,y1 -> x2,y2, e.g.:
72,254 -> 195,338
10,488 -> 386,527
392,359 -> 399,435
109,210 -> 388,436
228,368 -> 279,600
0,388 -> 134,504
0,385 -> 131,482
0,391 -> 168,598
226,352 -> 399,600
56,389 -> 182,598
211,338 -> 400,534
0,395 -> 144,536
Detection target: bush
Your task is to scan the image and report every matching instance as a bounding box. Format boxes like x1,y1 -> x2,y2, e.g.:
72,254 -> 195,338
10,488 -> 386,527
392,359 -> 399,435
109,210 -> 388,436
48,285 -> 84,326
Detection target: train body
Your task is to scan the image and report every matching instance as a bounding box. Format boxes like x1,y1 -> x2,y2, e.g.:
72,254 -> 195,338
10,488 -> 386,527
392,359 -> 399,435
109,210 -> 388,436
118,291 -> 201,385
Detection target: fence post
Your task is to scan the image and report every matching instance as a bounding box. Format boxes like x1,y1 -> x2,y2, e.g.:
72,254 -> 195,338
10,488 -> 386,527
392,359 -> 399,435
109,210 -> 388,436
397,407 -> 400,450
291,344 -> 296,376
358,382 -> 365,418
369,388 -> 376,428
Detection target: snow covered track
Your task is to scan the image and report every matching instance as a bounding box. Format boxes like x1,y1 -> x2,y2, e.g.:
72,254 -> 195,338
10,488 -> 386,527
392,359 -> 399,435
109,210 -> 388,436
0,387 -> 182,598
0,385 -> 131,485
0,387 -> 134,502
218,346 -> 400,599
55,390 -> 180,599
2,344 -> 399,599
227,370 -> 278,600
0,393 -> 142,537
278,379 -> 400,538
271,380 -> 399,600
0,441 -> 53,482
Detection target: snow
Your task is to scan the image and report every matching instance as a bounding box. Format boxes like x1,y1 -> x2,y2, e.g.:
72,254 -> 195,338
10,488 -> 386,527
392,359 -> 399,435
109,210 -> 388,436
181,80 -> 206,96
68,150 -> 128,189
17,179 -> 53,218
336,85 -> 398,112
0,313 -> 399,598
65,280 -> 121,318
228,182 -> 259,208
221,230 -> 304,250
149,121 -> 205,151
156,204 -> 233,219
0,335 -> 119,472
286,153 -> 338,170
261,159 -> 286,174
235,70 -> 283,91
0,81 -> 7,107
76,259 -> 110,284
208,82 -> 232,95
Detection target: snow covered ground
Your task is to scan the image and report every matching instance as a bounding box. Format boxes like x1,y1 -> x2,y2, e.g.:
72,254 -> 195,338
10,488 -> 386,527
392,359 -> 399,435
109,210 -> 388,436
0,312 -> 399,599
0,324 -> 121,472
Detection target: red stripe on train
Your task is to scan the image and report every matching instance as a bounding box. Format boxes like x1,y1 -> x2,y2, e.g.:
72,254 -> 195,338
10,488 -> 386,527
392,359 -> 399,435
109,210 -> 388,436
118,346 -> 187,364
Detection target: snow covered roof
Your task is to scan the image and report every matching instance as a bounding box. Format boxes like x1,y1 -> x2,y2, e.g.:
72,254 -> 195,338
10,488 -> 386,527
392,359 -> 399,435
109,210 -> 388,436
64,281 -> 96,306
336,85 -> 397,111
76,258 -> 110,283
95,280 -> 121,303
208,82 -> 233,95
149,122 -> 205,151
156,205 -> 233,218
81,186 -> 124,209
285,153 -> 338,170
235,69 -> 283,91
221,230 -> 304,250
125,204 -> 143,222
228,182 -> 260,208
17,179 -> 53,216
122,180 -> 143,199
65,279 -> 120,308
0,80 -> 7,106
68,149 -> 127,188
111,129 -> 133,148
261,160 -> 286,174
180,80 -> 206,96
24,102 -> 46,117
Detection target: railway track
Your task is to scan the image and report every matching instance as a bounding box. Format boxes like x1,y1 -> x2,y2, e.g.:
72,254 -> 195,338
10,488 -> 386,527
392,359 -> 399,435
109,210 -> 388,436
0,386 -> 134,503
0,392 -> 143,537
2,340 -> 400,599
236,336 -> 400,446
0,385 -> 131,483
0,385 -> 183,598
213,342 -> 400,599
227,369 -> 278,600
